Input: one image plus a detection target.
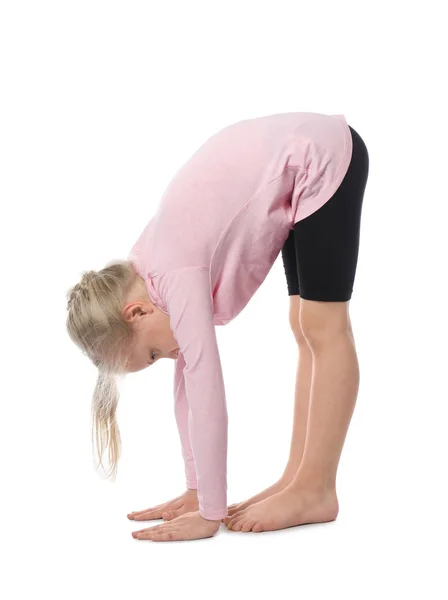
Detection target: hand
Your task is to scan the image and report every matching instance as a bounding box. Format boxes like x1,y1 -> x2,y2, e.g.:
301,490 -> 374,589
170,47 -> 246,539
127,488 -> 199,522
131,510 -> 221,542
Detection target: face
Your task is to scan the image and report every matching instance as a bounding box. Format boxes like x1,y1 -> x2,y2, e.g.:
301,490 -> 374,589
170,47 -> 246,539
121,299 -> 179,373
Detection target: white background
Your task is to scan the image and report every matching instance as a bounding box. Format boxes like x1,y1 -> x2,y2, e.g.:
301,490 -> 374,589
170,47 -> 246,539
1,1 -> 447,598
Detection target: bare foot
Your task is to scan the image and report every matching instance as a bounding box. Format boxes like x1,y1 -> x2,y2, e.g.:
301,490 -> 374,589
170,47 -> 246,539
225,477 -> 292,519
225,484 -> 339,532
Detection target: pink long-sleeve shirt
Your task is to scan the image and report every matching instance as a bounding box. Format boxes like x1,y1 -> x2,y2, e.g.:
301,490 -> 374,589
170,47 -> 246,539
127,111 -> 353,520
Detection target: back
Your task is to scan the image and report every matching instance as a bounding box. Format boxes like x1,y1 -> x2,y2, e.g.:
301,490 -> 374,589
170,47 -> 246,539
129,111 -> 352,323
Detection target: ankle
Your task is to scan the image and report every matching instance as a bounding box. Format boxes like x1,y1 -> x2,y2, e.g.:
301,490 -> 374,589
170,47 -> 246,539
291,474 -> 336,495
279,470 -> 297,487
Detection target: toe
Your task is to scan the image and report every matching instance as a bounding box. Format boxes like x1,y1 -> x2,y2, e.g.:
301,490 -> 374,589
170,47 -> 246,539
231,518 -> 245,532
252,521 -> 263,532
227,506 -> 241,517
226,512 -> 241,528
241,519 -> 257,532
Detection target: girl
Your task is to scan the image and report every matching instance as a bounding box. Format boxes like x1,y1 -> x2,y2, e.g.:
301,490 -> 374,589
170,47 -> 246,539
66,111 -> 369,542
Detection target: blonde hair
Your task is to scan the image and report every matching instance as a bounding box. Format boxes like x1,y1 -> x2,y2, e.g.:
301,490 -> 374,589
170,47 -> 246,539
66,259 -> 140,479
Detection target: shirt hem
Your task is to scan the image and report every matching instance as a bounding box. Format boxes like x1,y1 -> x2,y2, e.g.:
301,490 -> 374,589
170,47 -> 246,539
292,118 -> 353,224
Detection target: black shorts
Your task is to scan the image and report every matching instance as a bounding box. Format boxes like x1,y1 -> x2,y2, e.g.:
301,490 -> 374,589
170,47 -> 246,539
281,125 -> 369,302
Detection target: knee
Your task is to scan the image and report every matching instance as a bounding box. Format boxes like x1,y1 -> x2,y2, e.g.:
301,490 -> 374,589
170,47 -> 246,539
299,302 -> 352,347
288,304 -> 308,347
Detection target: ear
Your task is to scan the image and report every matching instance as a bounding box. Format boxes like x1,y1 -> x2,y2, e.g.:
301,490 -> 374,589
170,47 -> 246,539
121,302 -> 146,324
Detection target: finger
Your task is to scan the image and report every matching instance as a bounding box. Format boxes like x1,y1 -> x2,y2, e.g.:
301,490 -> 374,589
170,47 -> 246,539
128,499 -> 182,519
131,510 -> 164,521
128,503 -> 166,516
132,522 -> 172,536
128,509 -> 165,519
148,530 -> 186,542
137,527 -> 184,542
132,503 -> 182,521
134,525 -> 179,540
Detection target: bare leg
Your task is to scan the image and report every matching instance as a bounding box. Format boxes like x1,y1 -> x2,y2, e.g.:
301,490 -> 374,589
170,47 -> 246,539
226,295 -> 312,516
282,295 -> 313,480
226,299 -> 359,532
290,301 -> 358,491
